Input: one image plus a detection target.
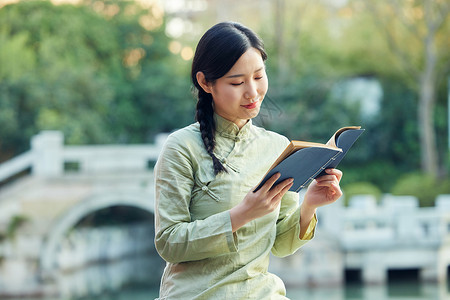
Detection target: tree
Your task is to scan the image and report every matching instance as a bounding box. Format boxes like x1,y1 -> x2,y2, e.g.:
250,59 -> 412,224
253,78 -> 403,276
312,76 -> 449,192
0,1 -> 122,157
362,0 -> 450,177
0,0 -> 192,162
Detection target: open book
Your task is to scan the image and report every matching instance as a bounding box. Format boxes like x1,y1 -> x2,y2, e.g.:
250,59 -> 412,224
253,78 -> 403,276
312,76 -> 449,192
254,126 -> 364,193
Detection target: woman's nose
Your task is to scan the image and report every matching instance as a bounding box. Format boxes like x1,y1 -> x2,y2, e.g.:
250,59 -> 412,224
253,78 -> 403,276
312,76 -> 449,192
244,81 -> 258,100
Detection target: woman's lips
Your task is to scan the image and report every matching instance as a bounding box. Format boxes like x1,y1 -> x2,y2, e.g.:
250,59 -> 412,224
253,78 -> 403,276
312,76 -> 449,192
241,101 -> 258,109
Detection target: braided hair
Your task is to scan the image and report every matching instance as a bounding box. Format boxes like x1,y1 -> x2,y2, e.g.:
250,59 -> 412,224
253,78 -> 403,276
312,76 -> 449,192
191,22 -> 267,175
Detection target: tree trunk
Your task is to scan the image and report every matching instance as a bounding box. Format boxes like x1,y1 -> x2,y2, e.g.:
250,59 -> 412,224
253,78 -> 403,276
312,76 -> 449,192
418,76 -> 438,177
274,0 -> 287,83
418,27 -> 438,177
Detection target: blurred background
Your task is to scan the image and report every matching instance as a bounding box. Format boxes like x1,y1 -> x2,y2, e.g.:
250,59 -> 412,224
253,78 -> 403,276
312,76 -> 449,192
0,0 -> 449,299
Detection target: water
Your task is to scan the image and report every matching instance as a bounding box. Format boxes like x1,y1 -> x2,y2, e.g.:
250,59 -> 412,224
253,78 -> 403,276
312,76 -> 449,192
287,282 -> 447,299
13,254 -> 450,300
19,287 -> 159,300
19,282 -> 449,300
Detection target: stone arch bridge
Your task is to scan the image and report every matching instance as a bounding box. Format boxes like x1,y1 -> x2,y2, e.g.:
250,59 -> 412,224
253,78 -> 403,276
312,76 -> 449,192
0,131 -> 168,297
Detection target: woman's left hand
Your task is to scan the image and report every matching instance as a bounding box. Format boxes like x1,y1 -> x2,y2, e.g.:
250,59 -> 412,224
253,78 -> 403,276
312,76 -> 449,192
299,168 -> 343,239
303,168 -> 343,210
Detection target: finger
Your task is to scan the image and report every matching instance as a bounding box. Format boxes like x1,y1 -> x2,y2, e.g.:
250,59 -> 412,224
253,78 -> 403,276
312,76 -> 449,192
316,175 -> 339,183
271,181 -> 294,205
329,168 -> 343,181
316,178 -> 340,188
315,180 -> 335,188
315,174 -> 337,182
330,182 -> 343,197
325,168 -> 343,181
278,181 -> 294,197
260,172 -> 282,192
269,177 -> 294,195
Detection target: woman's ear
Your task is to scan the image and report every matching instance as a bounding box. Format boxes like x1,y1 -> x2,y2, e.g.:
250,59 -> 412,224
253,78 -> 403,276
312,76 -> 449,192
196,72 -> 212,94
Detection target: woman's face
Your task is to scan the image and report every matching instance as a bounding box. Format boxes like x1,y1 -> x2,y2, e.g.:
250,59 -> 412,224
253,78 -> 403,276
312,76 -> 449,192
200,47 -> 268,129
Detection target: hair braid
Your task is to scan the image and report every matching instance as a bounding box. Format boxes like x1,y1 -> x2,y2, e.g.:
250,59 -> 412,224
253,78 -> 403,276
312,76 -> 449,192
195,91 -> 227,175
191,22 -> 267,175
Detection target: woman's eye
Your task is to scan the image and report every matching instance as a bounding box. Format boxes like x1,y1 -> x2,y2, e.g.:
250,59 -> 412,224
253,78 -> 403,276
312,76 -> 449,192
255,76 -> 263,80
231,82 -> 243,86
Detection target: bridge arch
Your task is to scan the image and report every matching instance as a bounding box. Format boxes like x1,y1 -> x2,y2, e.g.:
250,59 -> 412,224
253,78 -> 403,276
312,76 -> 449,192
40,191 -> 155,275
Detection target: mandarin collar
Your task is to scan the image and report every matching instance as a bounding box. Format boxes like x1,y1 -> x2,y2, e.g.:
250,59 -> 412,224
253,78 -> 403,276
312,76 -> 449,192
214,113 -> 252,141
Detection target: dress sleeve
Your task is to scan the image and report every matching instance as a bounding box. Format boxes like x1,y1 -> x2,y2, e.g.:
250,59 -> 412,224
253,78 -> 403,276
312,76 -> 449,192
154,134 -> 238,264
271,191 -> 317,257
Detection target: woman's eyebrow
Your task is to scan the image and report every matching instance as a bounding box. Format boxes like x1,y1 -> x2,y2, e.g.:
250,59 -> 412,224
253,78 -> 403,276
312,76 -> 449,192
225,67 -> 264,78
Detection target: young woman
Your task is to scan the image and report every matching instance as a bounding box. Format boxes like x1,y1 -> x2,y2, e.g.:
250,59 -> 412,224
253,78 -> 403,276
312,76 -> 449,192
154,22 -> 342,299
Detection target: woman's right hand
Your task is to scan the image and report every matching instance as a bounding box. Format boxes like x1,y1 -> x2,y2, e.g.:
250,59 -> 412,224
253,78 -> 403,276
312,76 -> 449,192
229,173 -> 294,232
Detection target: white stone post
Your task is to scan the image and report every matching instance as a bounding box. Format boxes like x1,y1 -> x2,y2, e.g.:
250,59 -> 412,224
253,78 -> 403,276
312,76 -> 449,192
31,131 -> 64,178
437,246 -> 450,283
155,133 -> 169,150
420,265 -> 439,282
362,252 -> 386,284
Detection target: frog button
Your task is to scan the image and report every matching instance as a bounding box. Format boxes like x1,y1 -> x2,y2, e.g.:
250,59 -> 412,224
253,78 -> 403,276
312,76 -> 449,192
201,186 -> 209,192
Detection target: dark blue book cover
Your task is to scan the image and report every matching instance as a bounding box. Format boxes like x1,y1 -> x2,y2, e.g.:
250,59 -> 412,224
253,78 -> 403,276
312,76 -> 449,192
254,127 -> 364,193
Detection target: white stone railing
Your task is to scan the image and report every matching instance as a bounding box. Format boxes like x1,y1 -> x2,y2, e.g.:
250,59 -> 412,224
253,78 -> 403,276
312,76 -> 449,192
0,151 -> 34,183
330,194 -> 450,250
0,131 -> 169,183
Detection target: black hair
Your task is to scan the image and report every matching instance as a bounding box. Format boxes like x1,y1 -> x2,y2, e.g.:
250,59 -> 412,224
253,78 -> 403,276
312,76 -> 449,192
191,22 -> 267,175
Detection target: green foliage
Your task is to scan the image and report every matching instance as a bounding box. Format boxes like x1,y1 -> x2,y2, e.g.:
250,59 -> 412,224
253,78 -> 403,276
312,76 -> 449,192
0,0 -> 448,197
0,0 -> 192,161
0,232 -> 6,243
260,0 -> 448,182
0,28 -> 35,81
437,177 -> 450,195
0,215 -> 29,242
342,182 -> 382,206
341,161 -> 401,193
381,79 -> 420,162
265,75 -> 363,141
391,173 -> 444,207
0,1 -> 119,153
6,215 -> 29,239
